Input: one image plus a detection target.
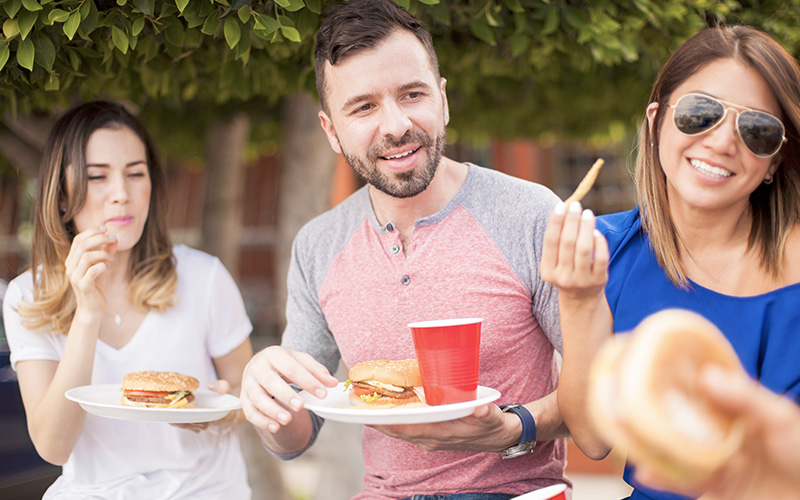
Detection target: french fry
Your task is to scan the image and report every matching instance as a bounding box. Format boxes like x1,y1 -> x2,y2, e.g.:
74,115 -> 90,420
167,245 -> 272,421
564,158 -> 605,205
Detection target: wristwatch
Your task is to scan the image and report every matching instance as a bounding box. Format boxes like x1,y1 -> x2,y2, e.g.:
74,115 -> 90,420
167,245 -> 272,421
498,403 -> 537,459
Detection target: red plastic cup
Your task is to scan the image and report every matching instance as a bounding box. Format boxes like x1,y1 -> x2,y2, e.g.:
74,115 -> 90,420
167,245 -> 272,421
408,318 -> 482,406
512,484 -> 568,500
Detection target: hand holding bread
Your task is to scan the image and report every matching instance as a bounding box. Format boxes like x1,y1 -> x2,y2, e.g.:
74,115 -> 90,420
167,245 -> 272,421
588,309 -> 747,488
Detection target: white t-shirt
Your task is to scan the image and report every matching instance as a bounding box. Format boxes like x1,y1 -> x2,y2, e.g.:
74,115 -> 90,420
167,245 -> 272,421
3,245 -> 252,499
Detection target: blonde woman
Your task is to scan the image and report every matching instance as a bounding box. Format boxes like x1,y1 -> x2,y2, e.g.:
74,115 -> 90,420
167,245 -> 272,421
541,25 -> 800,500
3,101 -> 253,499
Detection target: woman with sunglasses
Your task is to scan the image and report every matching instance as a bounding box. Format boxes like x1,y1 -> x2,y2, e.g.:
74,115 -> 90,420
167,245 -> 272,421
540,25 -> 800,500
2,101 -> 253,498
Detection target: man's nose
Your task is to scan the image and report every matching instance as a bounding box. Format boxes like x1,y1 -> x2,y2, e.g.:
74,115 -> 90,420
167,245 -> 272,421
379,101 -> 413,139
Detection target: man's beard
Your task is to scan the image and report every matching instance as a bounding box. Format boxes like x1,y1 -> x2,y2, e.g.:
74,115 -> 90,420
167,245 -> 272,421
341,127 -> 446,199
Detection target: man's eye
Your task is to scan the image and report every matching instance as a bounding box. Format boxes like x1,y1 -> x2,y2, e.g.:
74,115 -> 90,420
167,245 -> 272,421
355,103 -> 374,113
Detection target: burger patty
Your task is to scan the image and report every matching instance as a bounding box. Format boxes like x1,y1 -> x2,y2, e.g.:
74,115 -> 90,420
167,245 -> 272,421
351,381 -> 416,399
126,394 -> 195,405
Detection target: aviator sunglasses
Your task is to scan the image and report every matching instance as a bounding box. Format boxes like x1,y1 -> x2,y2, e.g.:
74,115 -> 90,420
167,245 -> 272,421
668,93 -> 787,158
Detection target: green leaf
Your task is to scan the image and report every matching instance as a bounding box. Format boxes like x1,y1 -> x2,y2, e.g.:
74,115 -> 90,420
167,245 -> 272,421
132,16 -> 145,36
33,32 -> 55,70
201,9 -> 220,35
17,9 -> 37,39
469,18 -> 495,45
394,0 -> 410,9
429,2 -> 450,24
4,0 -> 22,18
563,6 -> 588,30
78,0 -> 99,36
3,19 -> 20,39
16,37 -> 34,70
117,0 -> 127,5
165,18 -> 185,46
511,33 -> 528,57
237,5 -> 251,23
305,0 -> 322,15
224,17 -> 241,49
275,0 -> 304,11
132,0 -> 154,17
176,0 -> 190,13
21,0 -> 42,11
44,71 -> 59,90
112,25 -> 129,53
418,0 -> 439,4
63,11 -> 80,40
501,0 -> 523,13
280,25 -> 300,42
0,43 -> 9,72
542,7 -> 559,35
48,8 -> 70,23
254,13 -> 280,34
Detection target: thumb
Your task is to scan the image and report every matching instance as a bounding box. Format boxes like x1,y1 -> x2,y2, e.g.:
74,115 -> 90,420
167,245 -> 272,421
208,380 -> 231,394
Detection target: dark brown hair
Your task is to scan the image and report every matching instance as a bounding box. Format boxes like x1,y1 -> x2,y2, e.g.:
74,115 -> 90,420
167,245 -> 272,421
314,0 -> 440,113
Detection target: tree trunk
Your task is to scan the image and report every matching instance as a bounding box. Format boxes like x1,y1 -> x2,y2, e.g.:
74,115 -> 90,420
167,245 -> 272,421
275,92 -> 338,330
199,113 -> 291,500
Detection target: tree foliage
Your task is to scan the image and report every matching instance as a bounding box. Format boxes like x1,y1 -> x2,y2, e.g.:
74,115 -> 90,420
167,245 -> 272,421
1,0 -> 800,148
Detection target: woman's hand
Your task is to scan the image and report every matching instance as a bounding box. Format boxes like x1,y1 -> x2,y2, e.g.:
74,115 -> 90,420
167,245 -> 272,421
64,226 -> 118,314
540,201 -> 609,303
172,380 -> 240,434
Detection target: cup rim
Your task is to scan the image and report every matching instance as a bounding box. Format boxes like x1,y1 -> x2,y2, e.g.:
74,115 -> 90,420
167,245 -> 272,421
512,483 -> 567,499
408,318 -> 483,328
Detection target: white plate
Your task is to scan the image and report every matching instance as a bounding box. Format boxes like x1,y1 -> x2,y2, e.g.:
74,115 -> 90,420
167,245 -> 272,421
65,384 -> 240,423
300,383 -> 501,425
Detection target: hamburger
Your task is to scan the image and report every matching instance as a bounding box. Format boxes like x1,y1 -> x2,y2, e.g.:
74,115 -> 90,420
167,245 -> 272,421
588,309 -> 746,487
346,359 -> 427,408
121,371 -> 199,408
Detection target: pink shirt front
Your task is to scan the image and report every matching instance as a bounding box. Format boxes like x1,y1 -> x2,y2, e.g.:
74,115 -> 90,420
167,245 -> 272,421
283,165 -> 567,498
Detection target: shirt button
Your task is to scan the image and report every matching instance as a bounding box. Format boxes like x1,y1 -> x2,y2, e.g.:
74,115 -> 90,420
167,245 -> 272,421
386,223 -> 394,232
400,275 -> 410,285
391,244 -> 400,254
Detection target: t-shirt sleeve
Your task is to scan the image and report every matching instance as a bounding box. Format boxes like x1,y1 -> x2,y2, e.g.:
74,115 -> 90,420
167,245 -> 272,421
3,276 -> 61,370
204,257 -> 253,359
281,231 -> 341,376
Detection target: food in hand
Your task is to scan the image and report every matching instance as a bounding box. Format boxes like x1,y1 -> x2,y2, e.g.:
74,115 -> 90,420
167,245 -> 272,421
588,309 -> 746,487
121,371 -> 199,408
346,359 -> 427,409
564,158 -> 604,205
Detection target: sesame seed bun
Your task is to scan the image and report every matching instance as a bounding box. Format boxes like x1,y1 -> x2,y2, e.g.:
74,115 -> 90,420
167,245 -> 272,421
348,359 -> 422,387
121,371 -> 199,393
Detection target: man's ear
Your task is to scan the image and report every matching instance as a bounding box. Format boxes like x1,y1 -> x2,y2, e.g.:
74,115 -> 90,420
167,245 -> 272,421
318,110 -> 342,155
440,77 -> 450,126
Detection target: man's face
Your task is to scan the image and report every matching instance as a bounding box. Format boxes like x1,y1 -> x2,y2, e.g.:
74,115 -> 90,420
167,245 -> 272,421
318,30 -> 449,199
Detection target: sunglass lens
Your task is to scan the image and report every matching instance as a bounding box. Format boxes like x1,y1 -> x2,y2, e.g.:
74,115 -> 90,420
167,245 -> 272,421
738,112 -> 784,157
674,95 -> 724,135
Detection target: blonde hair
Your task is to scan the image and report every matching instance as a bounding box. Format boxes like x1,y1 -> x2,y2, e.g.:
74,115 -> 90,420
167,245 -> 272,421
635,25 -> 800,287
20,101 -> 177,334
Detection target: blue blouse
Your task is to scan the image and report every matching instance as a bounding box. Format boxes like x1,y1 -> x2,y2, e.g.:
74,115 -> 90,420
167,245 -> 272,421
596,208 -> 800,500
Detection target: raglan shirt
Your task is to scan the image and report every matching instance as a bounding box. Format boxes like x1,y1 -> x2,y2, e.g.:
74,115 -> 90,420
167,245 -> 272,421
597,208 -> 800,500
280,164 -> 568,499
3,245 -> 252,500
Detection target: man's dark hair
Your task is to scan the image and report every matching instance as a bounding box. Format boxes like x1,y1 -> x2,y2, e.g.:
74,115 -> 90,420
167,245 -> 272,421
314,0 -> 440,113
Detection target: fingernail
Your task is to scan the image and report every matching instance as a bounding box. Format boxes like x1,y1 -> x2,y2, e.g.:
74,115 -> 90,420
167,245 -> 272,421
98,225 -> 107,232
108,235 -> 117,240
553,202 -> 566,215
581,209 -> 594,220
569,201 -> 581,213
208,381 -> 218,389
277,411 -> 291,424
315,388 -> 327,399
290,398 -> 303,410
593,229 -> 602,238
268,424 -> 280,433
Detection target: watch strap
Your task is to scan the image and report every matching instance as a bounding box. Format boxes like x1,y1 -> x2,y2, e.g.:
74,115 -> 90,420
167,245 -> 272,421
498,403 -> 536,459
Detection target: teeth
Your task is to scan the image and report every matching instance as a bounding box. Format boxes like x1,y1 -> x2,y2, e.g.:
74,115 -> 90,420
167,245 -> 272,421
690,159 -> 732,178
384,149 -> 416,160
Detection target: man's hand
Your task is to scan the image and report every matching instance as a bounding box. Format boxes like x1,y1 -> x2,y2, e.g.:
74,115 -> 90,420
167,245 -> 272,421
371,404 -> 519,452
240,346 -> 338,435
